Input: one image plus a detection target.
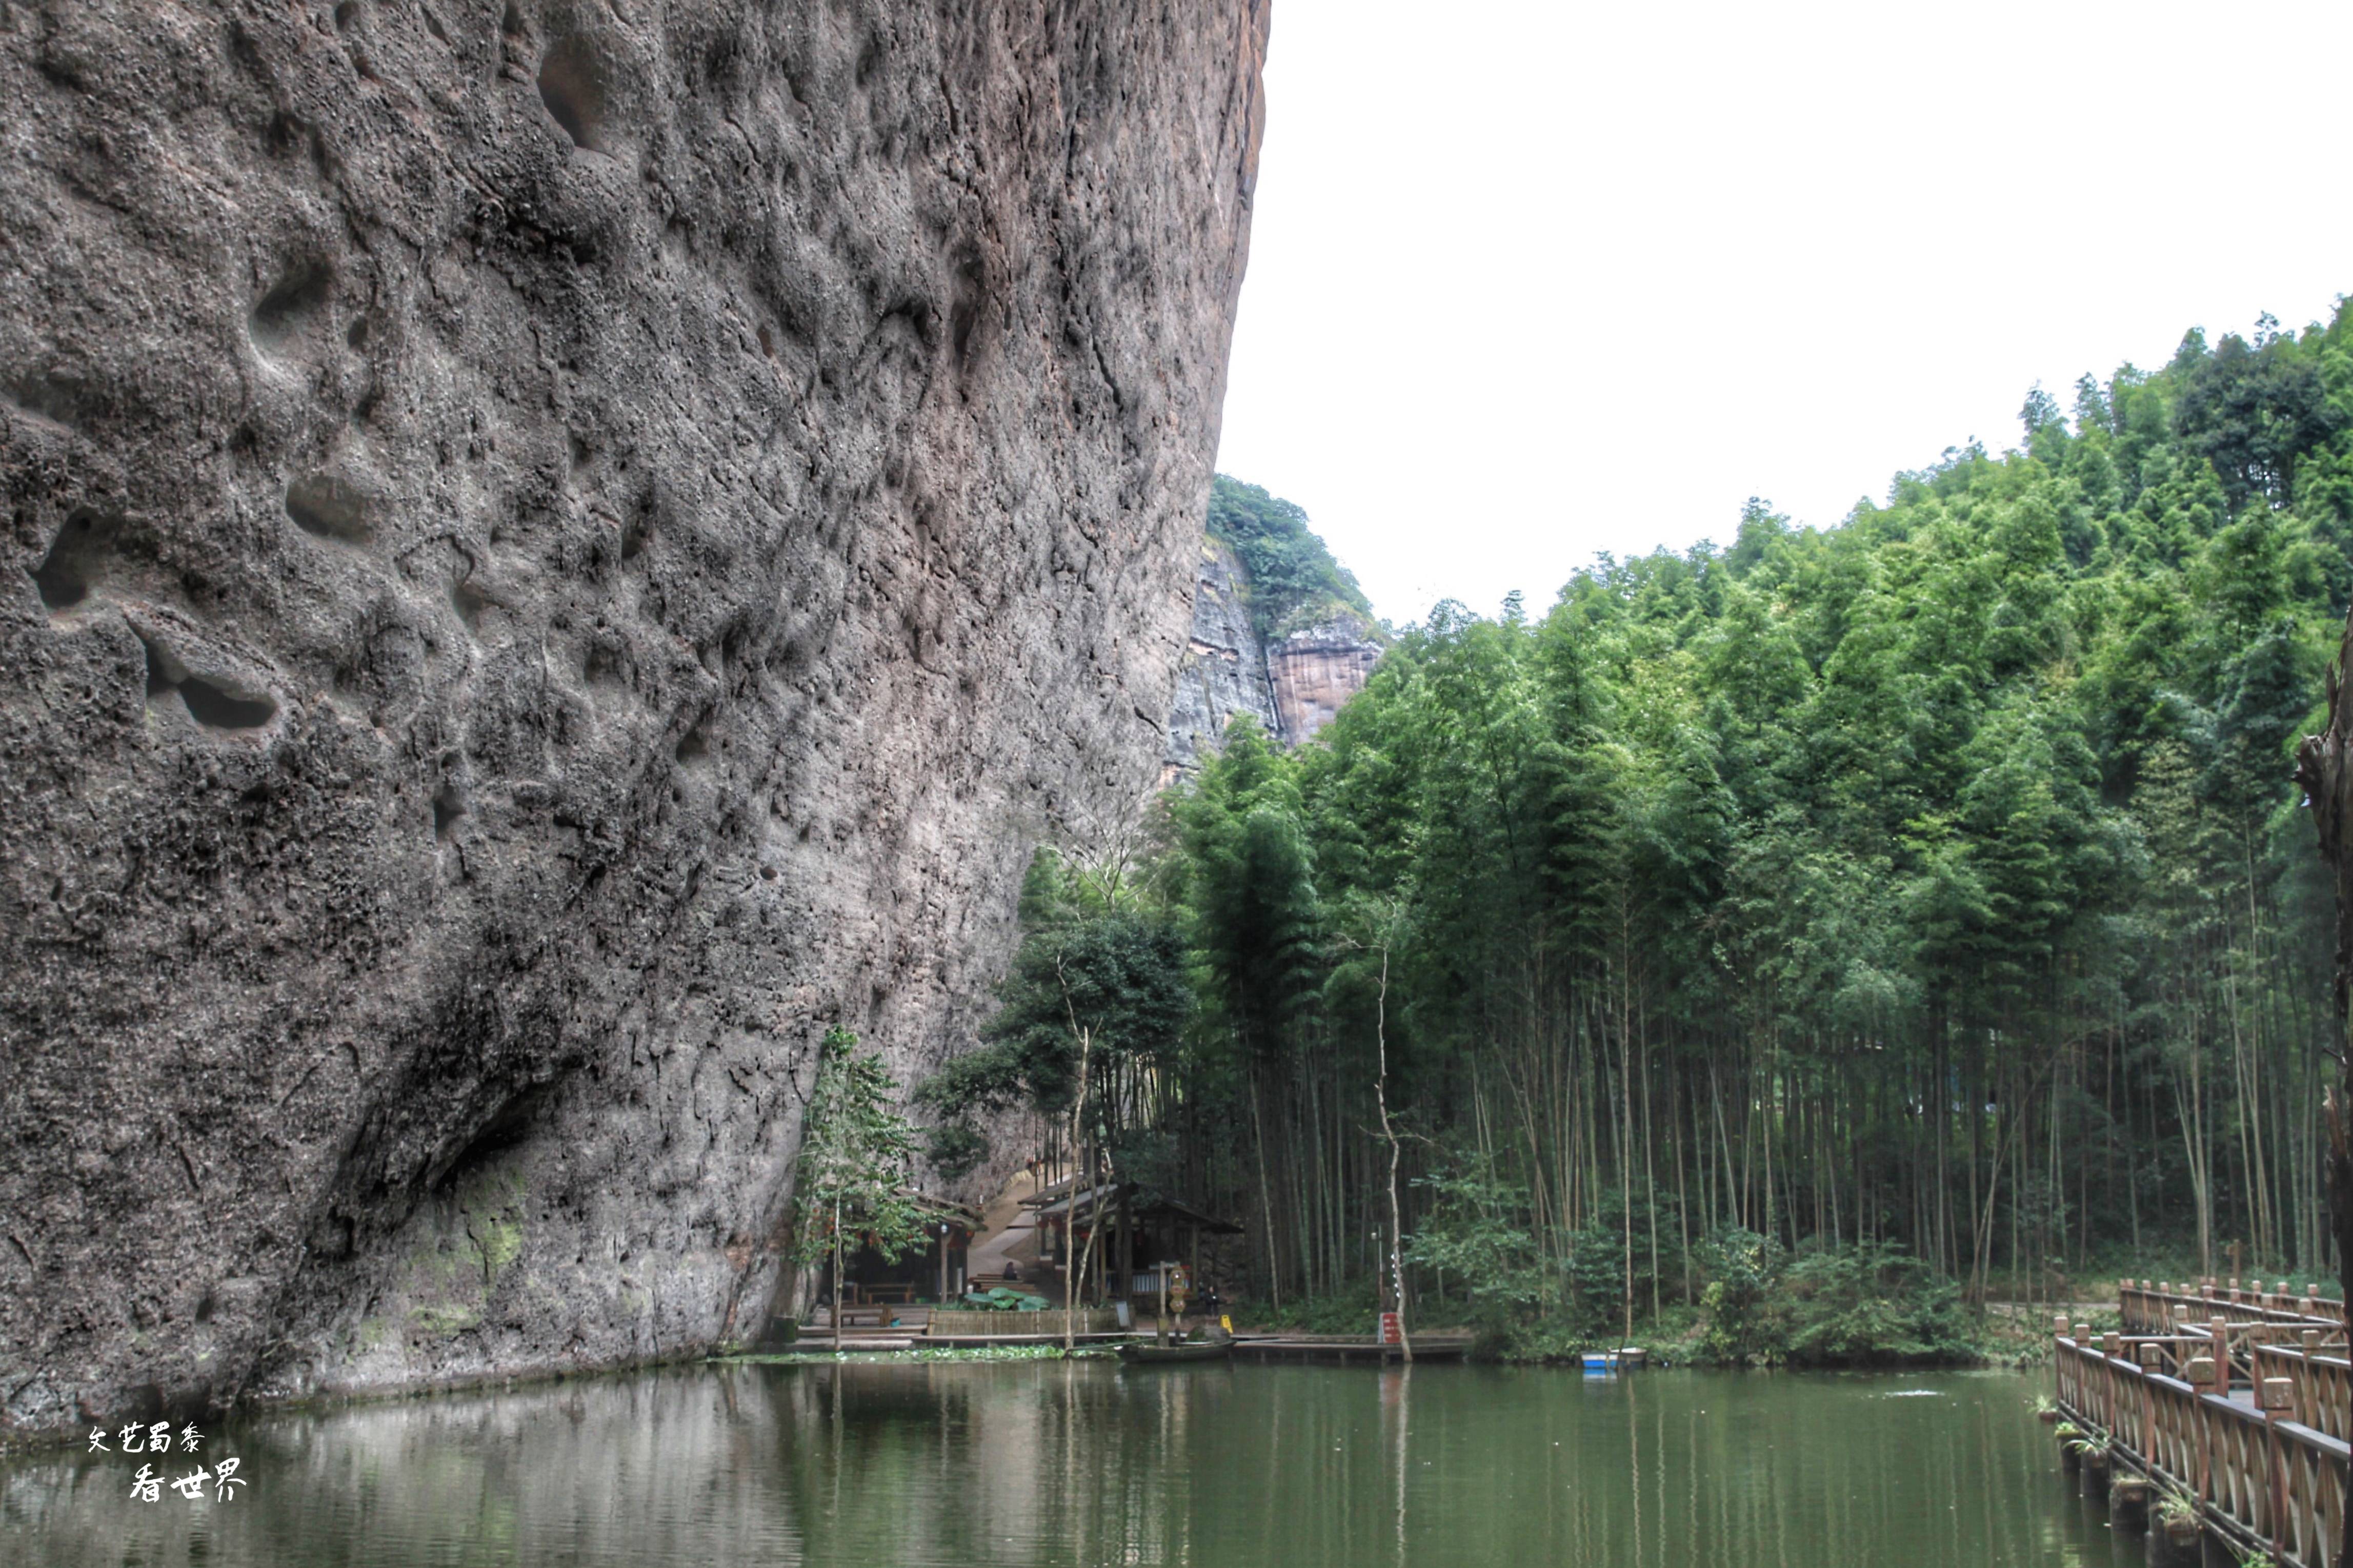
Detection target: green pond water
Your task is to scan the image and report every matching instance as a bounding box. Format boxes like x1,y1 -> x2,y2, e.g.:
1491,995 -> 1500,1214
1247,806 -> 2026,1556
2,1360 -> 2127,1567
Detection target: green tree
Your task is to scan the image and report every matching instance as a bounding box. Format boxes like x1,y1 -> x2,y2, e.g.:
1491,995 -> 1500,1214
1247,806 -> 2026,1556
919,292 -> 2353,1361
793,1026 -> 928,1347
1206,475 -> 1376,640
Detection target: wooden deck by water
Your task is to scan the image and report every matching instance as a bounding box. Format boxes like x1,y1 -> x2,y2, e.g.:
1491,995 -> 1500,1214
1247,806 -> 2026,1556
2052,1279 -> 2349,1567
781,1310 -> 1477,1361
1228,1332 -> 1474,1363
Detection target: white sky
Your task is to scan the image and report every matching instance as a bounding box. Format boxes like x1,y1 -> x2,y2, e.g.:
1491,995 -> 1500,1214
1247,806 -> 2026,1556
1213,0 -> 2353,624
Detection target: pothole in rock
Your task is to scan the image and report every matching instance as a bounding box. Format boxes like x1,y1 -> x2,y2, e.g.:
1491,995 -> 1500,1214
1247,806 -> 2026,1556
5,370 -> 91,433
284,474 -> 375,544
249,260 -> 332,363
432,781 -> 467,840
29,508 -> 121,610
140,635 -> 276,730
537,37 -> 609,152
582,640 -> 630,695
451,578 -> 490,630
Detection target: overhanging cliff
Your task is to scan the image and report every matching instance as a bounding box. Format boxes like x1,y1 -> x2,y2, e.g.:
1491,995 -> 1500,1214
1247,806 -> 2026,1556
0,0 -> 1267,1441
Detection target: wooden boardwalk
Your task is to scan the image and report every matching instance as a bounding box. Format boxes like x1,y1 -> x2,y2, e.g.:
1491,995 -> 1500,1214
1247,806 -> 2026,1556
1229,1332 -> 1474,1363
2053,1280 -> 2349,1567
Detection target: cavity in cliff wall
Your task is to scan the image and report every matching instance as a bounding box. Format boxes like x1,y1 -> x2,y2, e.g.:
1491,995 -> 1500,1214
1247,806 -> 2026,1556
0,0 -> 1267,1443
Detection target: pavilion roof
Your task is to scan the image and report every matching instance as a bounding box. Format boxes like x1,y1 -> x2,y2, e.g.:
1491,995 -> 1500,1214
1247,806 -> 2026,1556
1021,1180 -> 1241,1234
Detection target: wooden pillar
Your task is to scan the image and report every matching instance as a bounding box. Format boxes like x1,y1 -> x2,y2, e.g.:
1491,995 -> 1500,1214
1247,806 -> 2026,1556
1116,1187 -> 1132,1301
2185,1349 -> 2217,1518
2074,1323 -> 2098,1427
2261,1375 -> 2294,1563
2080,1439 -> 2109,1501
2109,1473 -> 2150,1533
2053,1315 -> 2073,1416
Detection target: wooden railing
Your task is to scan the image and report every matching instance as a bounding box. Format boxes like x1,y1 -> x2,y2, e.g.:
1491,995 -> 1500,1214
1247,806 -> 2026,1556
2055,1298 -> 2349,1568
2261,1340 -> 2353,1444
924,1307 -> 1120,1337
2121,1278 -> 2348,1335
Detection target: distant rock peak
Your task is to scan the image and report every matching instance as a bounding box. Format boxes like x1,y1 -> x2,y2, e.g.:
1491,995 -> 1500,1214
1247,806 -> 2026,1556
1269,611 -> 1384,746
1162,536 -> 1382,779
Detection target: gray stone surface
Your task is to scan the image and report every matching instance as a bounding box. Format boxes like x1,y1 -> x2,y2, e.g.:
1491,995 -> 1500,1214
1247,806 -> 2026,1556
0,0 -> 1266,1442
1163,540 -> 1378,776
1268,609 -> 1381,746
1161,535 -> 1276,778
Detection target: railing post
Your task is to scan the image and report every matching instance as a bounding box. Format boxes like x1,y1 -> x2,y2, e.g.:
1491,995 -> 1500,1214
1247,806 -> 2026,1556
2186,1352 -> 2217,1520
2261,1375 -> 2294,1562
2299,1329 -> 2322,1431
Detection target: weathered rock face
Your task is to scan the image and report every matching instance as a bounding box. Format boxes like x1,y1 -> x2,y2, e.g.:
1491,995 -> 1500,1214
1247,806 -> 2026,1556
1163,551 -> 1377,775
1161,535 -> 1276,779
1268,610 -> 1381,744
0,0 -> 1266,1442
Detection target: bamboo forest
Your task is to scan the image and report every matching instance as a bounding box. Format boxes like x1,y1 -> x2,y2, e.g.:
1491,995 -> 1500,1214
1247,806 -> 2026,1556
923,304 -> 2353,1351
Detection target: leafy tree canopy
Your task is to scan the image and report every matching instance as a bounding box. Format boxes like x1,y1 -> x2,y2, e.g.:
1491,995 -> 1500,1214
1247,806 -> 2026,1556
1208,474 -> 1377,642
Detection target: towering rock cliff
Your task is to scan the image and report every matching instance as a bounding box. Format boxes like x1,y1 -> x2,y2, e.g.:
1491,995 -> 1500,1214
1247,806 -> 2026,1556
1266,610 -> 1382,742
1162,535 -> 1278,777
0,0 -> 1267,1442
1163,479 -> 1381,775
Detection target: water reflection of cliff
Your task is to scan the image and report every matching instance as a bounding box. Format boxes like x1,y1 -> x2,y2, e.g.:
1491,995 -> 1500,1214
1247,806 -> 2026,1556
2,1365 -> 2113,1567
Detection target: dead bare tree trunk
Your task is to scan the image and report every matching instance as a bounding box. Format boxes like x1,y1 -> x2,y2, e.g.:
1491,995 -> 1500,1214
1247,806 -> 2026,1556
2290,613 -> 2353,1568
1372,935 -> 1411,1365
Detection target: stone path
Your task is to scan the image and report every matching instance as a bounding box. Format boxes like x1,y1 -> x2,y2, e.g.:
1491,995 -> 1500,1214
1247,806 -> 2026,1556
966,1168 -> 1045,1288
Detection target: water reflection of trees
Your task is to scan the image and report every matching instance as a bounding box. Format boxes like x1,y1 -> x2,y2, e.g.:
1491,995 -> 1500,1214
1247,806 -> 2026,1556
766,1359 -> 1241,1566
1,1365 -> 2110,1567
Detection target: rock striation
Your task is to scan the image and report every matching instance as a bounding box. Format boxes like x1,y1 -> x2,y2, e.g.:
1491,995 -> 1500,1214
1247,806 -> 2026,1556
1163,547 -> 1379,776
1268,611 -> 1382,745
1161,535 -> 1278,778
0,0 -> 1267,1443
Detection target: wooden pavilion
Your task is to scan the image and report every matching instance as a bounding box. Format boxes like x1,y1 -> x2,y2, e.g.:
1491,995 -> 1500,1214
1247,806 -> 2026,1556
823,1192 -> 982,1307
1021,1178 -> 1241,1306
